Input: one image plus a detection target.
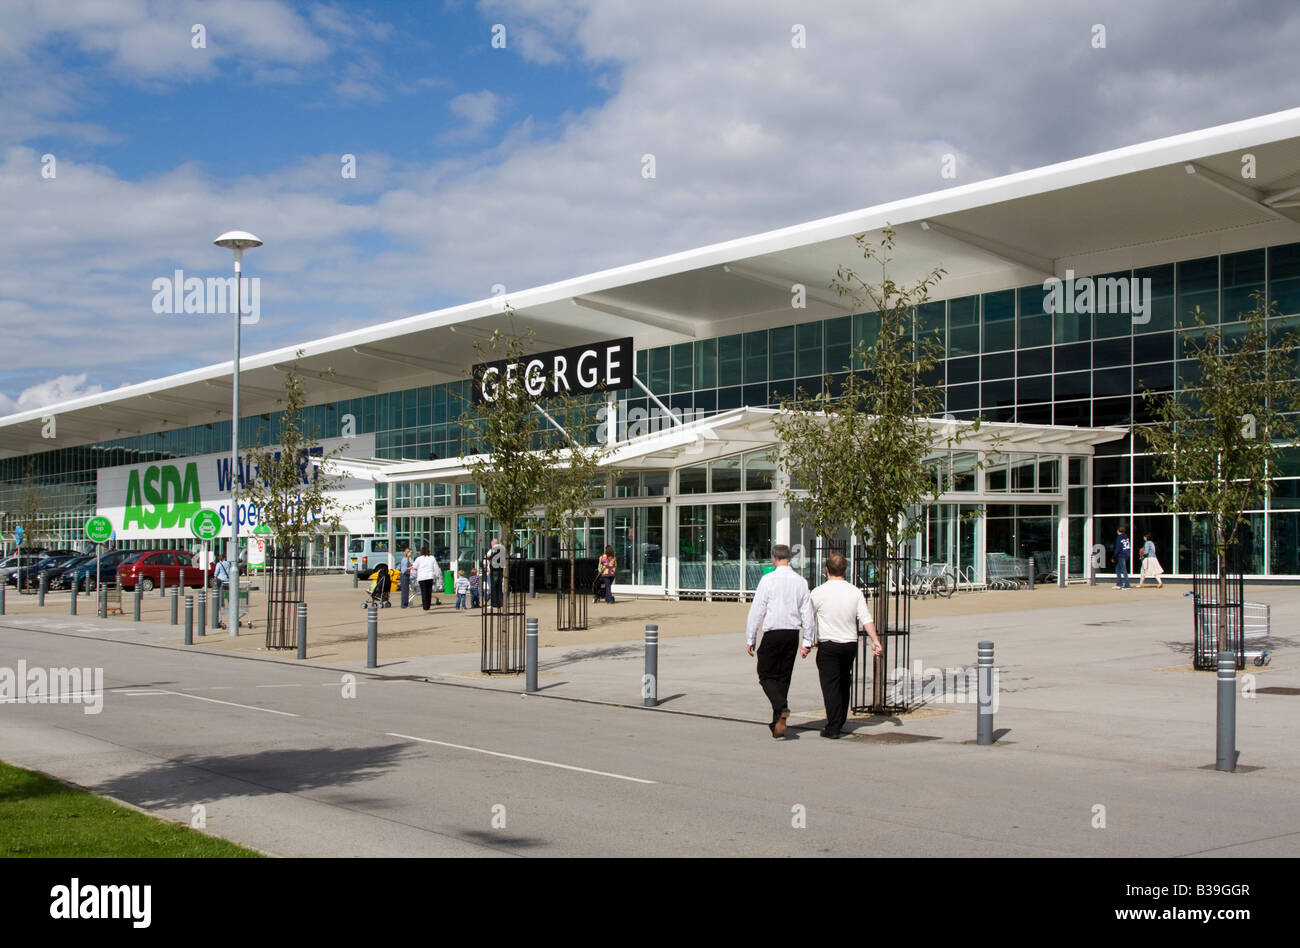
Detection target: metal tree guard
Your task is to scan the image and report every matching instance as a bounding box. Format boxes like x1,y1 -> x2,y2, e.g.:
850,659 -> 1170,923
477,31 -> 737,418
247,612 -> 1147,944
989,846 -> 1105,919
851,543 -> 912,715
265,546 -> 306,650
1190,535 -> 1246,670
482,559 -> 527,673
555,549 -> 593,631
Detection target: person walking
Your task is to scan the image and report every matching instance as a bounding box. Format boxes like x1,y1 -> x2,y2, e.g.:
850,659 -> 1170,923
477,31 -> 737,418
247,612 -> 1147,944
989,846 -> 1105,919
804,552 -> 882,739
454,570 -> 470,610
1136,533 -> 1165,588
398,548 -> 414,608
595,545 -> 617,603
213,552 -> 231,607
468,567 -> 481,608
413,547 -> 442,610
1113,526 -> 1133,589
745,543 -> 814,739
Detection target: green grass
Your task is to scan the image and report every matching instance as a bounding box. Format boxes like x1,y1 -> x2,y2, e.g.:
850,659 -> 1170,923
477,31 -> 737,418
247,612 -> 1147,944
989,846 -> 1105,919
0,759 -> 262,857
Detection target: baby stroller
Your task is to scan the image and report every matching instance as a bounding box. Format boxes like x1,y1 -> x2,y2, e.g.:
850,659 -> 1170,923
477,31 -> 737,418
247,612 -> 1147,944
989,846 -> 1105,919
363,563 -> 393,609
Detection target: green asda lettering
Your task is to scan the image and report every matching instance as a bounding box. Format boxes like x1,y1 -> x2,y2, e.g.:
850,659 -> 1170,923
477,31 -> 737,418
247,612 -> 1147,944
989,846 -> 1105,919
122,463 -> 202,530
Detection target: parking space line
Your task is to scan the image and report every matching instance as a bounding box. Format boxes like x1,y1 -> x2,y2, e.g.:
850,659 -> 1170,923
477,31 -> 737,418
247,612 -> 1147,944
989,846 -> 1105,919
387,732 -> 656,784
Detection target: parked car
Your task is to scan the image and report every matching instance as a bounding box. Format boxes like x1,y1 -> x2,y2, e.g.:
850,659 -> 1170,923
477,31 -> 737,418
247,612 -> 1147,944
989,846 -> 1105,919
0,553 -> 45,583
347,536 -> 413,579
58,549 -> 137,592
116,549 -> 203,592
6,552 -> 82,589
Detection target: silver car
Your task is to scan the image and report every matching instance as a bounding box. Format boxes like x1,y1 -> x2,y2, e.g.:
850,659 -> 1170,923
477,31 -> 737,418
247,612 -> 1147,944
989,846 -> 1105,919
0,553 -> 44,583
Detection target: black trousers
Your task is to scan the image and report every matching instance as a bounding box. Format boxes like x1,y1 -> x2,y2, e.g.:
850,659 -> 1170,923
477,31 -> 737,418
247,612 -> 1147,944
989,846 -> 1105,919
490,568 -> 503,607
419,579 -> 434,610
816,641 -> 857,734
756,629 -> 800,726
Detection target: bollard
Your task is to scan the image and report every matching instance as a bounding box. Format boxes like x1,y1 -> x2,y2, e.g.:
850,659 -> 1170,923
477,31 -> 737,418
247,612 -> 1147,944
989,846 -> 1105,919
133,585 -> 142,622
160,573 -> 166,598
366,603 -> 378,669
212,584 -> 221,631
1026,555 -> 1035,591
353,569 -> 359,588
529,567 -> 536,599
1058,556 -> 1067,588
170,586 -> 179,625
644,624 -> 659,708
98,585 -> 106,619
70,581 -> 77,616
197,590 -> 206,636
297,602 -> 307,660
1216,650 -> 1237,772
0,580 -> 5,616
525,617 -> 539,693
180,568 -> 186,593
38,571 -> 48,606
977,641 -> 995,745
184,595 -> 194,646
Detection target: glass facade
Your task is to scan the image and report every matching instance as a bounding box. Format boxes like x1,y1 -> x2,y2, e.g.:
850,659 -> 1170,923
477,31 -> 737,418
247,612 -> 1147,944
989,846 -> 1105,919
6,239 -> 1300,576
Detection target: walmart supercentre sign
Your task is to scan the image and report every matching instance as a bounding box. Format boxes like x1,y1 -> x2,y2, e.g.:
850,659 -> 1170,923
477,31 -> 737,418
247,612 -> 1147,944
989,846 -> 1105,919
95,434 -> 374,540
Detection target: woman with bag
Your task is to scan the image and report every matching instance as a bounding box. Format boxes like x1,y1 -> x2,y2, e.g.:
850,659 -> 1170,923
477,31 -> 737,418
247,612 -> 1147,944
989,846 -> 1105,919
595,545 -> 617,604
1136,533 -> 1164,588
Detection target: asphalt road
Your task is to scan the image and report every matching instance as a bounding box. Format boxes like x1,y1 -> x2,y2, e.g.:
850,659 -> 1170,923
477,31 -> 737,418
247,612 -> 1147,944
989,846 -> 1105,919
2,619 -> 1298,857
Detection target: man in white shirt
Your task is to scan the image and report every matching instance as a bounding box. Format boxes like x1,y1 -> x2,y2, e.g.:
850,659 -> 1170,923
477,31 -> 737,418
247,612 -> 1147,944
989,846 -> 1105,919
746,543 -> 815,739
804,552 -> 883,739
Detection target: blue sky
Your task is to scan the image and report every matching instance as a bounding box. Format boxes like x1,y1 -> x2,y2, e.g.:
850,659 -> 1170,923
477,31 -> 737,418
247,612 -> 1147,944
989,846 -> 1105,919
4,0 -> 1300,415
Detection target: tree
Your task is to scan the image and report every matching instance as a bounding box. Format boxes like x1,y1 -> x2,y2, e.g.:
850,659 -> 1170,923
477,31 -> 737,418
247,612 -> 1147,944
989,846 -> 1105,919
539,393 -> 614,628
773,226 -> 977,708
460,315 -> 560,645
1138,295 -> 1300,652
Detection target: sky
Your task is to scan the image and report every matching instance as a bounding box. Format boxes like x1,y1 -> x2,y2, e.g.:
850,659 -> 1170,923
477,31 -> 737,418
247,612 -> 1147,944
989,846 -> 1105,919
3,0 -> 1300,416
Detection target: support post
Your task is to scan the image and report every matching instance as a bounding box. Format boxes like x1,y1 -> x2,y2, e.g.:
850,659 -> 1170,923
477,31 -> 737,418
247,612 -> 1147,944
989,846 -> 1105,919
1058,555 -> 1066,588
366,603 -> 378,669
70,581 -> 77,615
133,585 -> 142,622
644,623 -> 659,707
1026,553 -> 1035,591
38,572 -> 48,606
525,616 -> 538,693
197,590 -> 206,636
297,601 -> 307,660
529,567 -> 536,599
977,640 -> 995,745
170,587 -> 179,625
1216,650 -> 1237,772
184,596 -> 194,646
160,573 -> 166,598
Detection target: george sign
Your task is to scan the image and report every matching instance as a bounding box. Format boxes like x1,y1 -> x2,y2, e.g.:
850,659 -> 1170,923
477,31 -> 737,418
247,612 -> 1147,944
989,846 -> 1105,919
472,337 -> 634,403
84,516 -> 113,544
191,509 -> 222,540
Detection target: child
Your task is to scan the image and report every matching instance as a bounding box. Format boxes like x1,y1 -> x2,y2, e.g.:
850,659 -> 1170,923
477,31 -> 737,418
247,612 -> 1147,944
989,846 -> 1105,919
455,570 -> 470,610
468,567 -> 481,608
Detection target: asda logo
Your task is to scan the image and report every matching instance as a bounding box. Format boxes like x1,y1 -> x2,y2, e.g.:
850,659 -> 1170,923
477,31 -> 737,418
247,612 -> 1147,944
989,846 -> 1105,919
122,463 -> 202,530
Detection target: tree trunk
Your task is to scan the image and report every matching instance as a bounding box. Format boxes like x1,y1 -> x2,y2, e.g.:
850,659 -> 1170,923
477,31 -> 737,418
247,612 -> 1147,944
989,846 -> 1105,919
568,525 -> 576,629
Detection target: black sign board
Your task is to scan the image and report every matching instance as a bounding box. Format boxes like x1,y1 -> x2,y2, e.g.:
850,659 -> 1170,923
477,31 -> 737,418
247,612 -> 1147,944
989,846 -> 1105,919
472,337 -> 635,403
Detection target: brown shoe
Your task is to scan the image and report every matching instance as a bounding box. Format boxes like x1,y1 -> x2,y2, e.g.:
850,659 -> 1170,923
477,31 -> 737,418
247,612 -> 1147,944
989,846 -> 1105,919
772,710 -> 790,739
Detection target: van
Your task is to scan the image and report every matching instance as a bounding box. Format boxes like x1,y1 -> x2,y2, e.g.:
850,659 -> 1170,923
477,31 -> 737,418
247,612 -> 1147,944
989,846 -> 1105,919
347,536 -> 411,579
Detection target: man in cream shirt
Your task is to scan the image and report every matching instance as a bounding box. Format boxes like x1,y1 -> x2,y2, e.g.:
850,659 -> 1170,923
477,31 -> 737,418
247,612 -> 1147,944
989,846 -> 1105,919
803,552 -> 883,739
746,544 -> 815,739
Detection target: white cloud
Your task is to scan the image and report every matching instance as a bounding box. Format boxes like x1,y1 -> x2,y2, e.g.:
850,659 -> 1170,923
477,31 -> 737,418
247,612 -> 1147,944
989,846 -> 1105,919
0,374 -> 103,416
443,90 -> 505,142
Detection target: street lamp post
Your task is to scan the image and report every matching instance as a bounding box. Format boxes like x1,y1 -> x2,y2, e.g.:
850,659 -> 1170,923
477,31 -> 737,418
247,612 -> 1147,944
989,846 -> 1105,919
213,230 -> 262,637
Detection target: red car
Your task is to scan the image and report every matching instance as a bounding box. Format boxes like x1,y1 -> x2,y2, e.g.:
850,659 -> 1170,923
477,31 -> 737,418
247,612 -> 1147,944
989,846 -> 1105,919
116,550 -> 203,592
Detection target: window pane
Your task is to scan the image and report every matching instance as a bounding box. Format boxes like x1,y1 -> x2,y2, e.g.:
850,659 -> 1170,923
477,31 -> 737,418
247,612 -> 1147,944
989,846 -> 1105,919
1177,256 -> 1219,326
824,315 -> 852,373
745,450 -> 776,491
694,338 -> 718,389
648,346 -> 670,394
1018,285 -> 1052,348
1135,263 -> 1174,334
1222,248 -> 1265,323
718,335 -> 742,387
916,301 -> 945,353
672,342 -> 693,393
744,331 -> 768,384
982,289 -> 1016,352
1269,242 -> 1300,317
982,351 -> 1014,380
678,465 -> 708,495
710,456 -> 742,493
1093,270 -> 1133,339
948,296 -> 979,356
796,322 -> 822,378
769,326 -> 794,380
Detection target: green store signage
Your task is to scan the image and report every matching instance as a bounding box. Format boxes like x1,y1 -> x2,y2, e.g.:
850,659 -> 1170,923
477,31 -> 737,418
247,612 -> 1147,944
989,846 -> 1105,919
122,462 -> 202,530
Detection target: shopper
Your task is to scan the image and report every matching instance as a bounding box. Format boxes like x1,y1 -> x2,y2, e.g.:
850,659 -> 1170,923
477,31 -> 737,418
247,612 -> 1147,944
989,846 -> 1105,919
487,538 -> 504,608
745,544 -> 814,739
413,547 -> 442,610
1136,533 -> 1165,588
596,545 -> 617,603
469,567 -> 481,608
454,570 -> 470,610
1113,526 -> 1133,589
398,548 -> 414,608
805,552 -> 882,739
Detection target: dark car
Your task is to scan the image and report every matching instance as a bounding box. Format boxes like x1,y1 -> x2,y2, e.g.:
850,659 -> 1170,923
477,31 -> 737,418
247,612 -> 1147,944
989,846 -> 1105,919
58,549 -> 136,592
8,552 -> 83,589
116,549 -> 202,592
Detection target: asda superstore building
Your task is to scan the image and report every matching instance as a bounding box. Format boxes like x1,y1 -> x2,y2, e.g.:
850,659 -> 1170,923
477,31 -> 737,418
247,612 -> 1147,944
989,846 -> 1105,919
4,109 -> 1300,592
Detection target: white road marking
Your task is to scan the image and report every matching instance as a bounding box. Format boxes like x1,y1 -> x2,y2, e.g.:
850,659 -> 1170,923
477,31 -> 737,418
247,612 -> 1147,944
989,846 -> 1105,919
387,732 -> 656,784
134,689 -> 301,717
255,684 -> 303,689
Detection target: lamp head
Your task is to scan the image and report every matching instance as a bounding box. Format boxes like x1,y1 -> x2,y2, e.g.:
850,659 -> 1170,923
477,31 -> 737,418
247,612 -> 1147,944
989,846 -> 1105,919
213,230 -> 263,251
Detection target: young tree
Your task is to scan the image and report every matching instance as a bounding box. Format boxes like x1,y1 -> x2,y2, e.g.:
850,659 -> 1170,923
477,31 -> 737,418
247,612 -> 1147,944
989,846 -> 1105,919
1138,296 -> 1300,652
774,226 -> 975,708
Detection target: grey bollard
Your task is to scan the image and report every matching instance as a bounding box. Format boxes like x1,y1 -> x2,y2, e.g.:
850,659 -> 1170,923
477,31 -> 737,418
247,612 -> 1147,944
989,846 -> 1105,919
644,624 -> 659,707
70,581 -> 77,615
297,602 -> 307,660
97,586 -> 106,619
353,570 -> 359,588
366,603 -> 378,669
197,590 -> 206,636
1058,556 -> 1066,588
133,585 -> 142,622
1026,555 -> 1035,591
977,641 -> 995,745
0,580 -> 5,615
170,586 -> 179,625
180,568 -> 186,591
1216,650 -> 1237,772
525,617 -> 539,693
529,567 -> 536,599
160,573 -> 166,598
38,571 -> 48,606
212,584 -> 221,631
184,595 -> 194,646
